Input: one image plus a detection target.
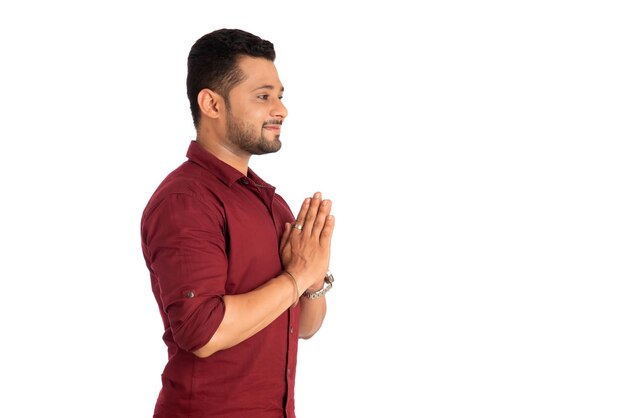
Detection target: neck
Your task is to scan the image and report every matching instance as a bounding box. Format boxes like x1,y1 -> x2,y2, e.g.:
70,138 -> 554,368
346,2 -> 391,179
195,135 -> 250,176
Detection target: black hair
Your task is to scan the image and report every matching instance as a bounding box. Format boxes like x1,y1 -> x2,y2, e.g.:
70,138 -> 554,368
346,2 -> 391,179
186,28 -> 276,128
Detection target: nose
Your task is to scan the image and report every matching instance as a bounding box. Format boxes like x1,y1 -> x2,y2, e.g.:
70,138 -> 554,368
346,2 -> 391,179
271,98 -> 288,120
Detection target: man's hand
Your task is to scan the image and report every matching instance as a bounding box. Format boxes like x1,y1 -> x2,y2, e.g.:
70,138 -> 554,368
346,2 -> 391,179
280,191 -> 335,292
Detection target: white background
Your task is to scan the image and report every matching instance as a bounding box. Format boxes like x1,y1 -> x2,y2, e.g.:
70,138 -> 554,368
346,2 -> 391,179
1,1 -> 625,417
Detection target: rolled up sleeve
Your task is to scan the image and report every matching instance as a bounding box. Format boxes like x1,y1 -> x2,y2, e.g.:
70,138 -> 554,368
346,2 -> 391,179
142,192 -> 227,352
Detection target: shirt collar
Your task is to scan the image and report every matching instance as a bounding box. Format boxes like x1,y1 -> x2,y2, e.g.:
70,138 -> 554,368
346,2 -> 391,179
186,140 -> 274,190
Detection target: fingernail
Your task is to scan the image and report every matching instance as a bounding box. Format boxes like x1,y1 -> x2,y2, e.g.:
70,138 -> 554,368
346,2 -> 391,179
314,192 -> 321,199
322,200 -> 328,206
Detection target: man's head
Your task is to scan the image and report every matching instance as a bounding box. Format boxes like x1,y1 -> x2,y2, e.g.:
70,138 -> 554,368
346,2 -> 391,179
187,29 -> 288,157
187,28 -> 276,128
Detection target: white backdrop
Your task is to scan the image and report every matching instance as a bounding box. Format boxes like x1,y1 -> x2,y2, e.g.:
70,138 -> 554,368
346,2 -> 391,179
1,1 -> 625,417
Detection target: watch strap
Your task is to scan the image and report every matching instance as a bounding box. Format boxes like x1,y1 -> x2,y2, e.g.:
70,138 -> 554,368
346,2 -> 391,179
303,271 -> 334,300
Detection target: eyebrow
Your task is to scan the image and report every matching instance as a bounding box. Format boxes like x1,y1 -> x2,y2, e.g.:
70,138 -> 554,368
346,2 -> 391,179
252,85 -> 285,92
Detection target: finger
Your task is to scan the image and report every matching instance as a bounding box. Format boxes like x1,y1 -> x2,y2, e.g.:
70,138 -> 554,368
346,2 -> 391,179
311,199 -> 332,240
303,192 -> 322,236
293,197 -> 310,232
320,214 -> 335,248
280,222 -> 292,250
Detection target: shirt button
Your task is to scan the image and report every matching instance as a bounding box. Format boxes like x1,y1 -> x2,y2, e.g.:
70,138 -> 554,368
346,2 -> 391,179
241,178 -> 249,185
287,367 -> 291,375
184,290 -> 195,298
289,326 -> 294,334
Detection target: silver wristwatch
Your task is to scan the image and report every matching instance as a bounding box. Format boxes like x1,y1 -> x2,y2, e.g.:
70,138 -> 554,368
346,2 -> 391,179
304,271 -> 334,300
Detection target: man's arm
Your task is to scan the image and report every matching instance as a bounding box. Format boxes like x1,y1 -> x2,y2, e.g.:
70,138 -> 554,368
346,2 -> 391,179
194,192 -> 334,357
193,272 -> 300,358
287,193 -> 334,339
298,296 -> 327,339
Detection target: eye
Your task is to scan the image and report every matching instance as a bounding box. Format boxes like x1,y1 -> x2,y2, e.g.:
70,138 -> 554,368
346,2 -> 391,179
257,94 -> 269,100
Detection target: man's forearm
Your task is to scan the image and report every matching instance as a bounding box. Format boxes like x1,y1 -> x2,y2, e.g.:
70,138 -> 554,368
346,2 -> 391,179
192,273 -> 299,358
298,296 -> 327,339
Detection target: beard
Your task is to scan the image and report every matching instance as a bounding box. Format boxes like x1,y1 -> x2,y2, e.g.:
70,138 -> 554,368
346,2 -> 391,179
225,112 -> 282,155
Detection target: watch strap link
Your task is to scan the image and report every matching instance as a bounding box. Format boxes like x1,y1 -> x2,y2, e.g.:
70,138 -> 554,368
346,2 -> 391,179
304,271 -> 334,300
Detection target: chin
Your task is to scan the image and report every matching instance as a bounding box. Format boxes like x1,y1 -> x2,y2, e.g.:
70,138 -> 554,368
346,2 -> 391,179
263,143 -> 282,154
265,135 -> 282,148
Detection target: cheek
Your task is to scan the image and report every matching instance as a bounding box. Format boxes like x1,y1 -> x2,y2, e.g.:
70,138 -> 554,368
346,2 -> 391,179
241,103 -> 267,120
231,103 -> 267,127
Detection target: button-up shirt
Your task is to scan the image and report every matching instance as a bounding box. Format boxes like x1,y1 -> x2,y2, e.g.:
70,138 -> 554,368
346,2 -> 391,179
141,141 -> 299,418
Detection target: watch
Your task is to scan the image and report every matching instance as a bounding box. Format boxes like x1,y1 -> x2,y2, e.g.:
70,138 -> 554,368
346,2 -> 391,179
303,271 -> 334,300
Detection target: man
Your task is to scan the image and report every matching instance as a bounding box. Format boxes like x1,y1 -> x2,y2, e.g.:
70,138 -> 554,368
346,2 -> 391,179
140,28 -> 335,418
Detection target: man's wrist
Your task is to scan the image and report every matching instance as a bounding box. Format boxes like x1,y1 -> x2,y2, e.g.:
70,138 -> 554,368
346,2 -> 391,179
303,271 -> 334,300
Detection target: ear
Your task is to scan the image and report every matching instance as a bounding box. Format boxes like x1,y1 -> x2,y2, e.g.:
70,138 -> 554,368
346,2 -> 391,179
197,88 -> 224,119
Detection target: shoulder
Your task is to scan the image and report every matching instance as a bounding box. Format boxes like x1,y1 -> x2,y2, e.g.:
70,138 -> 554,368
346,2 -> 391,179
141,161 -> 226,222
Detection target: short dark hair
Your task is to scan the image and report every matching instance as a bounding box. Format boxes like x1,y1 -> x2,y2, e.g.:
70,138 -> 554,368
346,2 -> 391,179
186,28 -> 276,128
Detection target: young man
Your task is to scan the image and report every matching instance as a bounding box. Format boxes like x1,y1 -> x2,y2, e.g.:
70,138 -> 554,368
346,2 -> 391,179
140,28 -> 335,418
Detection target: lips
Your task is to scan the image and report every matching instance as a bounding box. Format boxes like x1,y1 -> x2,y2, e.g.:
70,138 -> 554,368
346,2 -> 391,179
263,125 -> 281,133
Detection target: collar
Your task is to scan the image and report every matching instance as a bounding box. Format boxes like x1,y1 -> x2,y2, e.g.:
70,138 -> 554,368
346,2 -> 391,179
186,140 -> 274,190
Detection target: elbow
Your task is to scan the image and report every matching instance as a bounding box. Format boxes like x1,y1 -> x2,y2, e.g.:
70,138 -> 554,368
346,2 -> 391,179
299,316 -> 324,339
191,330 -> 231,358
299,328 -> 318,340
178,333 -> 221,358
169,296 -> 226,358
192,333 -> 225,358
192,345 -> 216,359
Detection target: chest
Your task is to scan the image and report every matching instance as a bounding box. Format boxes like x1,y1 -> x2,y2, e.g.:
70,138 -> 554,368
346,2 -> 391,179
222,186 -> 292,293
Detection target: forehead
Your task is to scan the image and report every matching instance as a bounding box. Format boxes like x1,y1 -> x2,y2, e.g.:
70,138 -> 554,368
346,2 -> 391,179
234,56 -> 282,89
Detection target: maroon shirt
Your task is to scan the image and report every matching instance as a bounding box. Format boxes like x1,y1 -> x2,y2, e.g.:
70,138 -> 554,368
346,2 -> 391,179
141,141 -> 299,418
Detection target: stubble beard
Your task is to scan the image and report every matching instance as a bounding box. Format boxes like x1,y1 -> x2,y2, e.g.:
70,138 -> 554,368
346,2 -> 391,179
226,112 -> 282,155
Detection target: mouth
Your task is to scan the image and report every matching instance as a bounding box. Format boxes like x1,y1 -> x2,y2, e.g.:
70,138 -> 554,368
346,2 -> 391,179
263,122 -> 282,134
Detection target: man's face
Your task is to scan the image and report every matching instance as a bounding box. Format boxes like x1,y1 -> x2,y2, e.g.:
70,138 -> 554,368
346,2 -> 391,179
224,56 -> 288,155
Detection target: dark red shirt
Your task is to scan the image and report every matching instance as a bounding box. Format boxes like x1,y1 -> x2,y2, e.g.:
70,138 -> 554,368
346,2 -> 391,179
141,141 -> 299,418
